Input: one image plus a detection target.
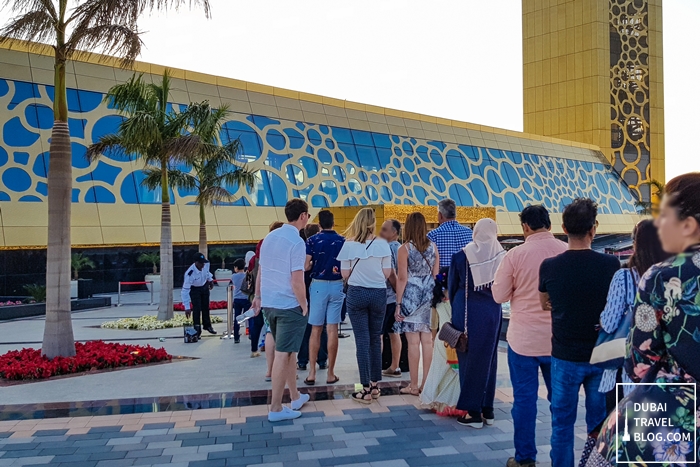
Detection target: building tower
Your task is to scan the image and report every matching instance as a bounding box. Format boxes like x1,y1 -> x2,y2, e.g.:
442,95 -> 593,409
523,0 -> 664,200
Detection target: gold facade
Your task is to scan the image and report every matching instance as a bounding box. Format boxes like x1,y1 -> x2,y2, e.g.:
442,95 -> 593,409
523,0 -> 664,199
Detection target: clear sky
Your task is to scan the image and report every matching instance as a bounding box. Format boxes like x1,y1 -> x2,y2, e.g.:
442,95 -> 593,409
137,0 -> 700,181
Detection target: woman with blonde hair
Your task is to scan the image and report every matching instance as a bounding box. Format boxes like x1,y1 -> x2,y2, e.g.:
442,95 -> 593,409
337,208 -> 392,403
394,212 -> 439,395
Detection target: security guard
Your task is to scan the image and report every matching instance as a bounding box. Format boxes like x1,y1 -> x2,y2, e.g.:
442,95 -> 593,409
181,253 -> 217,337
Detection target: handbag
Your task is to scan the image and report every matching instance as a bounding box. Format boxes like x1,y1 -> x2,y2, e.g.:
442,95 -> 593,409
343,238 -> 375,294
590,269 -> 635,370
183,323 -> 199,343
438,270 -> 468,353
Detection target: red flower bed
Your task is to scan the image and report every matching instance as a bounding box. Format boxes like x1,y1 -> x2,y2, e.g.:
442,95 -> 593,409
173,300 -> 227,311
0,341 -> 172,381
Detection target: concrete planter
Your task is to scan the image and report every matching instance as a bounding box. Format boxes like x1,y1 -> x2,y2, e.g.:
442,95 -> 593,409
214,269 -> 233,283
145,274 -> 161,295
0,297 -> 112,321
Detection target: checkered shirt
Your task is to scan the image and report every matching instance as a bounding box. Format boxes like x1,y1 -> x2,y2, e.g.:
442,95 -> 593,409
427,220 -> 473,268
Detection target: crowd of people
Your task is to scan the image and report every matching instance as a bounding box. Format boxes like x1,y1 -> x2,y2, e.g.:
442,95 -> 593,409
184,172 -> 700,467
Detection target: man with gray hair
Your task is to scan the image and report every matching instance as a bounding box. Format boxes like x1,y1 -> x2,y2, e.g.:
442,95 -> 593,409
428,199 -> 473,268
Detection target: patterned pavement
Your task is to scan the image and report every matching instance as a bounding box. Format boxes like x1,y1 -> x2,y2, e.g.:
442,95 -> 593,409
0,392 -> 589,467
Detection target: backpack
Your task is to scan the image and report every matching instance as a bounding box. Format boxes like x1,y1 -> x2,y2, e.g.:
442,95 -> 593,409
240,258 -> 257,297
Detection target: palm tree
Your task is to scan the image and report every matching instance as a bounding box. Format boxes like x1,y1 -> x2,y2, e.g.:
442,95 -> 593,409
71,253 -> 95,280
137,252 -> 160,275
635,179 -> 665,216
141,102 -> 256,258
86,72 -> 210,321
0,0 -> 211,358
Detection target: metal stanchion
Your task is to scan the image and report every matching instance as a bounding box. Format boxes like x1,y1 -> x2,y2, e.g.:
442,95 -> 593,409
116,282 -> 122,307
220,283 -> 235,340
148,281 -> 154,305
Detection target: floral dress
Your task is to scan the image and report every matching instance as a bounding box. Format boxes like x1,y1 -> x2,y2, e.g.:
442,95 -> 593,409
394,242 -> 436,334
587,244 -> 700,466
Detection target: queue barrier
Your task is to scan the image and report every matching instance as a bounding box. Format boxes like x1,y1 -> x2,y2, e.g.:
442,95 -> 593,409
220,283 -> 235,340
116,281 -> 154,307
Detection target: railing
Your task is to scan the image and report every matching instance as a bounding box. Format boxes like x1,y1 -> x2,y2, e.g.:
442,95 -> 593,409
116,281 -> 154,307
220,283 -> 235,340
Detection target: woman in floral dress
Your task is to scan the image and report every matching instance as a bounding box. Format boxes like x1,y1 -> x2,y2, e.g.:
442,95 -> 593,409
587,172 -> 700,466
394,212 -> 439,396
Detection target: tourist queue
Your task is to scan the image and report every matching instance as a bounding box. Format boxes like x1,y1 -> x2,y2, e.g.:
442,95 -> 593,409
184,172 -> 700,467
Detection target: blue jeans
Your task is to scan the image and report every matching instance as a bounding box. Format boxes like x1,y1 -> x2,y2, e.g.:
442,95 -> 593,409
550,357 -> 607,467
507,347 -> 552,463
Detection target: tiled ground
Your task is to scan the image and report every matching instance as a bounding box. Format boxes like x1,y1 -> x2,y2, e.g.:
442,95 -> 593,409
0,394 -> 591,467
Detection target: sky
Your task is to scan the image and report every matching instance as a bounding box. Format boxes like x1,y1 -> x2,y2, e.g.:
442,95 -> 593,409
137,0 -> 700,181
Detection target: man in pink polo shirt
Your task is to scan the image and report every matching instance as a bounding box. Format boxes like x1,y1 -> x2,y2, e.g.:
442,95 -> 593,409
492,205 -> 567,467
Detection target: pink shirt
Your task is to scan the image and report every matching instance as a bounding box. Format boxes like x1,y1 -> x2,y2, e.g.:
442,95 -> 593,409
492,231 -> 567,357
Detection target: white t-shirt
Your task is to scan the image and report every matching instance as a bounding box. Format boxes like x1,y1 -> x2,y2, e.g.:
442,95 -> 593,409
337,238 -> 392,289
259,224 -> 306,309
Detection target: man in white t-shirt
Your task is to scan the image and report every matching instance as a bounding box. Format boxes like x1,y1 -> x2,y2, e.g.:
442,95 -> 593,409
252,199 -> 311,422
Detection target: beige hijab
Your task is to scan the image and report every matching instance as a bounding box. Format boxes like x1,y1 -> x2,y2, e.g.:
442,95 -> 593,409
464,218 -> 505,290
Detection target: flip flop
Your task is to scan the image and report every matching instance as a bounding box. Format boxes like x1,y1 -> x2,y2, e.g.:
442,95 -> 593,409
304,378 -> 315,386
326,375 -> 339,384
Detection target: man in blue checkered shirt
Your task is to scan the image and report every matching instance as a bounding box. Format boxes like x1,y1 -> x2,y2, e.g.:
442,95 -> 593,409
428,199 -> 473,268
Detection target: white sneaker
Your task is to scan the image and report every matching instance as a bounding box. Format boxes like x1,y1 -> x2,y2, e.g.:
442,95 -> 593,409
268,406 -> 301,422
290,393 -> 310,411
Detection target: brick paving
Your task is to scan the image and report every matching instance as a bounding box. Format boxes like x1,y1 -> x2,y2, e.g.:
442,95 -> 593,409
0,393 -> 593,467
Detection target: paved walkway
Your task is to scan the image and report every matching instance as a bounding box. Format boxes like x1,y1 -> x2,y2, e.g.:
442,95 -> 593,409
0,394 -> 587,467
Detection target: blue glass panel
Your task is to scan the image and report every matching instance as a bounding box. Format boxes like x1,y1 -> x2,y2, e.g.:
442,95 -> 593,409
427,141 -> 446,151
317,148 -> 332,164
402,141 -> 414,156
394,147 -> 402,157
249,115 -> 280,130
446,150 -> 469,180
486,169 -> 506,193
380,186 -> 392,202
84,186 -> 116,203
468,178 -> 489,205
347,178 -> 362,194
265,152 -> 291,170
177,183 -> 197,198
13,152 -> 29,165
325,138 -> 335,149
492,195 -> 504,207
296,122 -> 306,131
224,121 -> 262,162
71,143 -> 90,169
508,151 -> 523,164
505,192 -> 523,212
286,165 -> 303,186
430,150 -> 443,166
381,173 -> 390,183
376,148 -> 392,168
68,118 -> 86,139
412,175 -> 419,183
3,117 -> 39,147
120,172 -> 139,204
449,184 -> 474,207
610,181 -> 621,199
36,181 -> 47,196
19,195 -> 41,202
9,82 -> 39,110
320,180 -> 339,202
307,129 -> 322,145
359,171 -> 368,182
406,189 -> 413,197
523,181 -> 533,194
432,175 -> 446,192
356,146 -> 380,171
416,146 -> 430,163
0,146 -> 7,167
351,130 -> 373,146
131,171 -> 172,204
418,168 -> 432,184
595,173 -> 609,194
266,129 -> 286,151
501,162 -> 520,188
299,156 -> 318,178
344,197 -> 359,206
311,195 -> 329,208
335,152 -> 344,163
332,166 -> 346,182
77,161 -> 121,184
366,185 -> 379,202
371,174 -> 380,185
25,104 -> 53,130
75,89 -> 103,113
391,135 -> 400,144
372,133 -> 392,148
2,167 -> 32,192
400,172 -> 411,185
403,158 -> 415,172
338,143 -> 360,165
0,80 -> 8,98
267,171 -> 288,206
392,181 -> 405,196
283,129 -> 305,149
436,167 -> 453,183
392,158 -> 401,169
331,127 -> 353,144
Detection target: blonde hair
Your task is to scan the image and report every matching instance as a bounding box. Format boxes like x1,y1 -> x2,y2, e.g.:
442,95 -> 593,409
344,208 -> 376,243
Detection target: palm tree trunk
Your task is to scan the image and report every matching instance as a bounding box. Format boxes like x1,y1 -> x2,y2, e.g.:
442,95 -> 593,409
199,203 -> 207,257
157,169 -> 173,321
42,50 -> 75,359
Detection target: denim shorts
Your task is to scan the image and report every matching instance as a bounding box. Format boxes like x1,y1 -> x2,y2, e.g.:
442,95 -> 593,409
308,280 -> 345,326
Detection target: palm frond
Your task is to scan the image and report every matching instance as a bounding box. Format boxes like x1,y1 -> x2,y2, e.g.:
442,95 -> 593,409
197,186 -> 234,206
3,0 -> 57,19
163,134 -> 203,163
221,168 -> 257,190
0,9 -> 56,46
118,111 -> 163,153
67,24 -> 144,67
85,133 -> 130,163
105,73 -> 156,114
141,165 -> 196,191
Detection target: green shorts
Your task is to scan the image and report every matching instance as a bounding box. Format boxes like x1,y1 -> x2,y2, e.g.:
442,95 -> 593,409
265,306 -> 308,353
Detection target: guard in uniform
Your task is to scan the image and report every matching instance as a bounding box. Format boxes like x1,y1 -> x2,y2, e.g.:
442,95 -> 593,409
181,253 -> 217,337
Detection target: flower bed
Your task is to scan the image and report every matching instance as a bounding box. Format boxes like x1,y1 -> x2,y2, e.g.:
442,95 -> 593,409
0,341 -> 171,381
0,300 -> 26,306
101,314 -> 223,330
173,301 -> 227,311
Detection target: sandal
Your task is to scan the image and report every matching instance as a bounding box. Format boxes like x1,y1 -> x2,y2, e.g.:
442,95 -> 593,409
400,386 -> 421,396
326,375 -> 340,385
352,386 -> 373,404
370,384 -> 381,399
304,378 -> 315,386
